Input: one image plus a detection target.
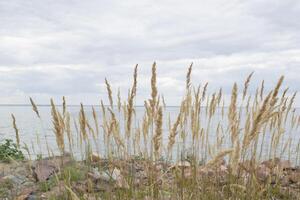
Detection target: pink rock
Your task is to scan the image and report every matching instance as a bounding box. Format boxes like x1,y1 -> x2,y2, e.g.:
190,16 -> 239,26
32,160 -> 58,182
256,164 -> 271,182
279,160 -> 292,170
288,172 -> 300,183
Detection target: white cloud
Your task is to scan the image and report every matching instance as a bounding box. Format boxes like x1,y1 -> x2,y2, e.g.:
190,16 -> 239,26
0,0 -> 299,105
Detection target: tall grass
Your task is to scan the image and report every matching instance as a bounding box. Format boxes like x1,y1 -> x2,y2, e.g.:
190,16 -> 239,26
10,63 -> 300,199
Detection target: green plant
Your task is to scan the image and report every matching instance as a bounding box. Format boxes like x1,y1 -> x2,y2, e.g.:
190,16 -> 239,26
0,139 -> 24,162
36,153 -> 43,160
38,176 -> 57,192
61,165 -> 86,183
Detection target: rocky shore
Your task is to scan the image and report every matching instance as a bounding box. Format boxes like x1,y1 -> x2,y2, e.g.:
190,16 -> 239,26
1,154 -> 300,199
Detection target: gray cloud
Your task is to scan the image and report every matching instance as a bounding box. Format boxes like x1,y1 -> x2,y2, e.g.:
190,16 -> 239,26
0,0 -> 299,105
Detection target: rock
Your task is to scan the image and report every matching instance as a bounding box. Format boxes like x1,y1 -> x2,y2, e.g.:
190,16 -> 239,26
87,167 -> 129,189
134,170 -> 148,186
16,194 -> 29,200
94,182 -> 111,192
218,164 -> 229,177
217,159 -> 226,166
111,168 -> 129,189
154,163 -> 164,171
279,160 -> 292,170
261,158 -> 280,169
23,181 -> 35,187
281,175 -> 290,187
27,194 -> 37,200
239,160 -> 254,173
99,172 -> 111,183
183,167 -> 192,178
288,172 -> 300,183
15,188 -> 35,200
32,160 -> 58,182
39,181 -> 65,199
87,167 -> 102,182
111,168 -> 121,180
83,194 -> 99,200
171,161 -> 191,170
198,167 -> 215,177
261,158 -> 292,171
91,153 -> 101,162
73,181 -> 88,193
256,164 -> 271,182
2,174 -> 25,185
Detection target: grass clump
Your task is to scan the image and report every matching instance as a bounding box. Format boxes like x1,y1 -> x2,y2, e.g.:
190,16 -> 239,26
0,139 -> 24,162
38,176 -> 57,192
61,164 -> 86,183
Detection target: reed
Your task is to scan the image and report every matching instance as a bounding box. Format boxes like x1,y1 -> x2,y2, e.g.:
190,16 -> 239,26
105,78 -> 114,108
125,65 -> 138,155
243,72 -> 254,100
11,114 -> 20,148
30,97 -> 40,118
50,98 -> 65,154
153,106 -> 163,160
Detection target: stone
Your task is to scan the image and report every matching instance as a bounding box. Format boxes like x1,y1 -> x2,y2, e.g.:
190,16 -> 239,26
23,181 -> 35,187
87,167 -> 102,182
183,167 -> 192,178
32,160 -> 58,182
289,172 -> 300,183
2,174 -> 25,185
83,194 -> 99,200
261,158 -> 280,169
256,164 -> 271,182
27,194 -> 37,200
91,153 -> 101,162
279,160 -> 292,170
198,167 -> 215,177
239,160 -> 253,173
39,181 -> 65,199
218,164 -> 229,177
73,181 -> 88,193
171,161 -> 191,170
281,175 -> 290,187
15,188 -> 35,200
112,168 -> 129,189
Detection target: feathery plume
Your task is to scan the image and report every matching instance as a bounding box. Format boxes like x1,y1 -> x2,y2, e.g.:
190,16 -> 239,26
105,78 -> 114,108
186,62 -> 193,90
51,99 -> 65,153
153,106 -> 163,159
11,114 -> 20,148
243,72 -> 254,100
30,97 -> 40,118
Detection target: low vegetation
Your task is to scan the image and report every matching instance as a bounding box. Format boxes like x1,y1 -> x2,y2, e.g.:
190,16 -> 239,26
0,139 -> 24,162
1,63 -> 300,199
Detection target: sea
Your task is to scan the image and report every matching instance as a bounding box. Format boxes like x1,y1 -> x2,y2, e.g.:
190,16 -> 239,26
0,105 -> 299,163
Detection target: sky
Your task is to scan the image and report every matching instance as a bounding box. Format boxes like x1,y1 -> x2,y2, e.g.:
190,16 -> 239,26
0,0 -> 300,106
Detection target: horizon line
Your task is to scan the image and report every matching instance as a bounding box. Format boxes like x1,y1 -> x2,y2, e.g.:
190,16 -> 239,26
0,104 -> 299,109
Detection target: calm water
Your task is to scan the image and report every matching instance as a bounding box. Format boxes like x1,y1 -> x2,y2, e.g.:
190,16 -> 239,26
0,105 -> 299,162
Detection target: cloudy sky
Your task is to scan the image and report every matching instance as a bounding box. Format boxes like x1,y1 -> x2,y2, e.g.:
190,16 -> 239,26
0,0 -> 300,106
